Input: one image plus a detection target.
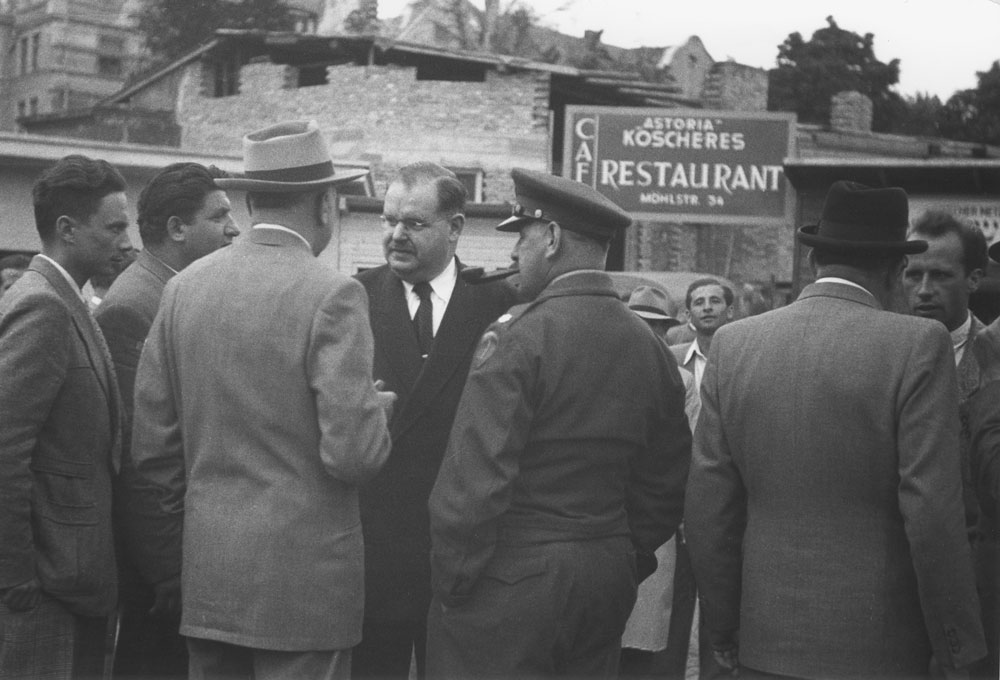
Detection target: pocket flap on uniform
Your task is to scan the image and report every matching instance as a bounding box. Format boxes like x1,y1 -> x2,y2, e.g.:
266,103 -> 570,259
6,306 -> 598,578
32,457 -> 93,479
483,555 -> 548,585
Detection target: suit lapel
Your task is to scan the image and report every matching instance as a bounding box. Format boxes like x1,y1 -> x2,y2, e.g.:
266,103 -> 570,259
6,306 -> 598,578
957,315 -> 985,400
373,270 -> 423,401
392,275 -> 483,439
31,257 -> 123,468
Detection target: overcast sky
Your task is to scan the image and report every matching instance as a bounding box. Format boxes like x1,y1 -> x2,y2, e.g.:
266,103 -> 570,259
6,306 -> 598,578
378,0 -> 1000,100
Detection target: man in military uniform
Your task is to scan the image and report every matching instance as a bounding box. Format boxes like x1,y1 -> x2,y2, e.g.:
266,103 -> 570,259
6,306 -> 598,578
426,168 -> 692,678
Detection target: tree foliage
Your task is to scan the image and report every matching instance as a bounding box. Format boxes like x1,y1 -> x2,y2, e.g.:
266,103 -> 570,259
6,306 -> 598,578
937,61 -> 1000,145
768,16 -> 903,132
135,0 -> 294,62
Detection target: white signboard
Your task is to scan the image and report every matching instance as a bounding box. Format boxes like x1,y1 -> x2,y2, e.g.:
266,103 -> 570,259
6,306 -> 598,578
909,196 -> 1000,246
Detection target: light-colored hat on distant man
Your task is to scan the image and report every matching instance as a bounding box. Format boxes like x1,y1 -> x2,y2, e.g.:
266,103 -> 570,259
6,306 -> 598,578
214,120 -> 367,193
627,285 -> 680,326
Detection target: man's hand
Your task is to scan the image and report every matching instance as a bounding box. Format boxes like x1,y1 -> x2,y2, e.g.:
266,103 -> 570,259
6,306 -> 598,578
149,574 -> 181,618
712,642 -> 739,674
374,380 -> 397,421
930,656 -> 971,680
1,577 -> 41,612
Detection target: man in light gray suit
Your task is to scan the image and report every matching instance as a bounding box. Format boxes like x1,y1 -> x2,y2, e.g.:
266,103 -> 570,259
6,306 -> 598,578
128,121 -> 393,679
686,181 -> 986,679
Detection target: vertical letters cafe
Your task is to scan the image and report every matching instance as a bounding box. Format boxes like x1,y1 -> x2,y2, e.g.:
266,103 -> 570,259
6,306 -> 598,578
562,107 -> 796,280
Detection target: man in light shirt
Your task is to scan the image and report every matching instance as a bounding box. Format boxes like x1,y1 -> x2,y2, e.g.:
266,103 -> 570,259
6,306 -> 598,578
671,277 -> 734,392
904,210 -> 995,678
0,154 -> 131,679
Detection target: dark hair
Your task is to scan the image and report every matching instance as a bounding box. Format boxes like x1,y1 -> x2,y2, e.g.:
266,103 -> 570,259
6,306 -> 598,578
685,277 -> 734,309
393,162 -> 467,215
138,163 -> 230,246
0,254 -> 31,271
33,154 -> 127,242
908,210 -> 988,275
811,248 -> 907,272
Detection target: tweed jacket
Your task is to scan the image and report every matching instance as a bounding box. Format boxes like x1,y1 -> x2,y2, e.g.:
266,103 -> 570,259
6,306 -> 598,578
685,281 -> 985,677
354,260 -> 515,622
128,227 -> 391,650
956,315 -> 988,532
0,256 -> 122,616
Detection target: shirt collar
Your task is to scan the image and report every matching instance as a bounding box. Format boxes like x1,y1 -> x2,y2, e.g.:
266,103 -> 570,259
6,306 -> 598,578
814,276 -> 876,298
684,338 -> 707,364
37,254 -> 87,304
252,223 -> 312,251
402,256 -> 458,305
952,312 -> 973,350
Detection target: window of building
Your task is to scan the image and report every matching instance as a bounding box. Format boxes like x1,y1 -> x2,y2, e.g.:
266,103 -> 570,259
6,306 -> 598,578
98,55 -> 123,76
31,33 -> 40,71
28,97 -> 38,116
211,57 -> 240,97
16,101 -> 25,119
18,36 -> 28,75
297,64 -> 328,88
448,167 -> 484,202
50,89 -> 66,111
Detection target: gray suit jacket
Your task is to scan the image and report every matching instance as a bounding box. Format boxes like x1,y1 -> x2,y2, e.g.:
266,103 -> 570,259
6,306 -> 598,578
0,256 -> 121,616
96,249 -> 175,445
129,227 -> 391,650
685,281 -> 985,677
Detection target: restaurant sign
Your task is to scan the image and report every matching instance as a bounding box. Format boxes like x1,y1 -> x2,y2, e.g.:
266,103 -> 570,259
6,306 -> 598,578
562,106 -> 796,225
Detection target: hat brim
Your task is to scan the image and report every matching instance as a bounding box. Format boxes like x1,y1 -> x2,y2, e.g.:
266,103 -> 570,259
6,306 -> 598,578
496,214 -> 541,232
989,240 -> 1000,264
215,170 -> 368,193
633,310 -> 680,324
797,225 -> 928,254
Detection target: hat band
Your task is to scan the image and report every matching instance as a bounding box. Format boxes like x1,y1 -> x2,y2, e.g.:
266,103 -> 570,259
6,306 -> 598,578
630,304 -> 670,317
244,160 -> 336,183
815,217 -> 906,243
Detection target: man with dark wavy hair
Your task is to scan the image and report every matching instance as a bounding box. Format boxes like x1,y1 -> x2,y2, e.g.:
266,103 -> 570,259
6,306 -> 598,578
96,161 -> 238,678
0,154 -> 131,679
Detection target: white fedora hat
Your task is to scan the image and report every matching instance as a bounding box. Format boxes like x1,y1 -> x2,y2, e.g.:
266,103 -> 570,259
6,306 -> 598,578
215,120 -> 368,193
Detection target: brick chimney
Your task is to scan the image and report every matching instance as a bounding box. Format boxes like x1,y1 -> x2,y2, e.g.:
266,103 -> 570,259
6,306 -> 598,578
830,91 -> 873,132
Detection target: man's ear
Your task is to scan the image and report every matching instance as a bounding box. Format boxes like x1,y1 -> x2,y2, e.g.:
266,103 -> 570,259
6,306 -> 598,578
968,267 -> 984,294
725,306 -> 735,320
54,215 -> 76,243
166,215 -> 186,243
544,222 -> 561,259
448,213 -> 465,242
317,188 -> 336,226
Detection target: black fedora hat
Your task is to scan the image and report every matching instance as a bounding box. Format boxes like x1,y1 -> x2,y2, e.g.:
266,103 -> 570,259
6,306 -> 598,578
798,181 -> 927,255
989,240 -> 1000,264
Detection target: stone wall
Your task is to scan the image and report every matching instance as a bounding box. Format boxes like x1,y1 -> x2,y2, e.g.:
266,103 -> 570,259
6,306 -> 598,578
177,60 -> 549,201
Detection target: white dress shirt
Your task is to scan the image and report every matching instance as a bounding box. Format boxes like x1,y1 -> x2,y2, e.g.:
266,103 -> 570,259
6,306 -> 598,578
402,257 -> 457,337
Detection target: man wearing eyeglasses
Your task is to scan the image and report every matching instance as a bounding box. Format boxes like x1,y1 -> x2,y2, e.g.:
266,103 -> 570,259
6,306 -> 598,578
353,162 -> 516,680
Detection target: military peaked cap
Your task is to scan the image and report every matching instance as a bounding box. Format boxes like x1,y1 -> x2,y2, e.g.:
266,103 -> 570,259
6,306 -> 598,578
497,168 -> 633,242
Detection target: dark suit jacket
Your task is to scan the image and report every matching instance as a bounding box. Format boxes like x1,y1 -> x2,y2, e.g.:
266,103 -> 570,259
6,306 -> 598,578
355,261 -> 515,622
0,256 -> 122,616
95,249 -> 175,448
428,269 -> 691,603
686,281 -> 985,677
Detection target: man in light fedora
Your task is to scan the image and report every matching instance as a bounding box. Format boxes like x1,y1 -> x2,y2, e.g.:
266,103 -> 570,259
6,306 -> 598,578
128,120 -> 394,679
685,180 -> 985,679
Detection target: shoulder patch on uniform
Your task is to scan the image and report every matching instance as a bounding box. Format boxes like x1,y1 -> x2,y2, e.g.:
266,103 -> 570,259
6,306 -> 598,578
473,330 -> 500,369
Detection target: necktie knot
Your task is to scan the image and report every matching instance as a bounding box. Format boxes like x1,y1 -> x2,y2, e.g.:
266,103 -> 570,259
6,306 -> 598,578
413,281 -> 433,302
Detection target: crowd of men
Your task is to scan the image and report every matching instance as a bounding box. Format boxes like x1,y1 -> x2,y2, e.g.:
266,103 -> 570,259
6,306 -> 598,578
0,117 -> 998,680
